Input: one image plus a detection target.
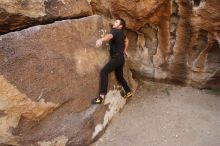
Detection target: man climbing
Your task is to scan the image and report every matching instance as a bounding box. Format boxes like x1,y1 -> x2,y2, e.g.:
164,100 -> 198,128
93,18 -> 133,104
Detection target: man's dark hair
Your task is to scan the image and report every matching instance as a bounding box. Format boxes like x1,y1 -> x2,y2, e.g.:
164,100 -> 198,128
119,18 -> 126,29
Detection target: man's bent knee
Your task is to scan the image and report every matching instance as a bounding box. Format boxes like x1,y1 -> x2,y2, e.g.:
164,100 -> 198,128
100,68 -> 108,76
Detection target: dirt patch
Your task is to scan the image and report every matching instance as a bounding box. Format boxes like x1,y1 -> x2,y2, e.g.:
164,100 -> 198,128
91,81 -> 220,146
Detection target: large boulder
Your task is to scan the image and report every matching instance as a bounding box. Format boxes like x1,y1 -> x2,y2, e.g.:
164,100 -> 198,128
0,0 -> 92,34
0,15 -> 136,145
90,0 -> 169,29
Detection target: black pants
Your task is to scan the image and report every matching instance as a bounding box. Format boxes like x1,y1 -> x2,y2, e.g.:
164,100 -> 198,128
100,53 -> 131,95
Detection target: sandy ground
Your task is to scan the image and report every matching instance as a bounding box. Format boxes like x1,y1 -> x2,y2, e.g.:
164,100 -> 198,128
91,81 -> 220,146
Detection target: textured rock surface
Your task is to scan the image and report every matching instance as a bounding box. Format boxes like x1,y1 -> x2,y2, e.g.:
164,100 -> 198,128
91,0 -> 220,88
91,0 -> 169,29
90,0 -> 112,19
189,0 -> 220,88
0,15 -> 136,145
0,0 -> 92,34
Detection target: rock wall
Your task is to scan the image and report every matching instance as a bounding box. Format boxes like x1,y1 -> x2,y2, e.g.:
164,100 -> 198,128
0,0 -> 92,34
91,0 -> 220,88
0,15 -> 136,145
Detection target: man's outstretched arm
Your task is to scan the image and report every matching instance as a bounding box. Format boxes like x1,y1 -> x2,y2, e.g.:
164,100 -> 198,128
96,34 -> 113,47
124,36 -> 129,57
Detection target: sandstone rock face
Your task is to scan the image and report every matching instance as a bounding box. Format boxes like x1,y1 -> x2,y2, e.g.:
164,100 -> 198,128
0,15 -> 136,145
90,0 -> 112,19
0,0 -> 92,34
91,0 -> 220,88
189,0 -> 220,88
91,0 -> 170,29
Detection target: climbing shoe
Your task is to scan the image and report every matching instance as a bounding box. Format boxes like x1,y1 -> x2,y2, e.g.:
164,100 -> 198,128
92,96 -> 105,104
123,92 -> 133,99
